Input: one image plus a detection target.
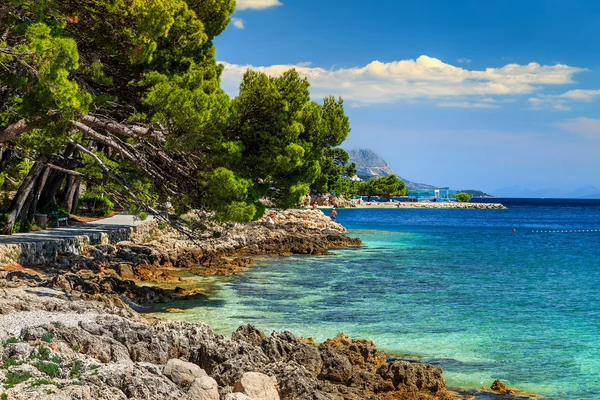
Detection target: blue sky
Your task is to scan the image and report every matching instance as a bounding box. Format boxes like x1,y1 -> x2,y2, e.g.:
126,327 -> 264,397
215,0 -> 600,193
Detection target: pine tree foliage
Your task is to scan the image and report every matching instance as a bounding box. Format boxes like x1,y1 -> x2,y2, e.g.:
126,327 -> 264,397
0,0 -> 352,233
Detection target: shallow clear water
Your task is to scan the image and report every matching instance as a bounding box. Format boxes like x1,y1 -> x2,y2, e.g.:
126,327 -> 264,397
152,201 -> 600,399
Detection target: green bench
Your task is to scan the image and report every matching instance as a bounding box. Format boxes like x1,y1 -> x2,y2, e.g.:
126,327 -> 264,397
48,211 -> 69,227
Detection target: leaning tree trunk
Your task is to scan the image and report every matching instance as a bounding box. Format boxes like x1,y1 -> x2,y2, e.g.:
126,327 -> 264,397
25,166 -> 50,223
2,162 -> 44,234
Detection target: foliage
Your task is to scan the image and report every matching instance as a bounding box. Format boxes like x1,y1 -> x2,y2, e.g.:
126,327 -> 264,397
78,193 -> 114,217
0,0 -> 353,228
41,333 -> 54,343
3,337 -> 20,345
2,358 -> 24,369
32,379 -> 60,387
69,359 -> 82,378
36,346 -> 50,360
158,221 -> 168,229
456,192 -> 472,203
357,175 -> 407,200
34,361 -> 60,378
4,371 -> 31,388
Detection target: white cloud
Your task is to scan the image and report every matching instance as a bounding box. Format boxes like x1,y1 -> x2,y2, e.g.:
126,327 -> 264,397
231,18 -> 245,29
436,101 -> 499,109
556,117 -> 600,139
529,89 -> 600,111
457,58 -> 472,64
235,0 -> 282,10
220,55 -> 586,106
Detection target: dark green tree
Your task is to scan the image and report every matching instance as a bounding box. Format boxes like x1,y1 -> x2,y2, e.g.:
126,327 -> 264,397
455,192 -> 472,203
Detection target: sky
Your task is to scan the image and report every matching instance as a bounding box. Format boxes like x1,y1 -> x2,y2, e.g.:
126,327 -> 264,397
215,0 -> 600,194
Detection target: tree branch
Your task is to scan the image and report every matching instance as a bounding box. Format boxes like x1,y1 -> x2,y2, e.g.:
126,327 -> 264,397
0,119 -> 31,142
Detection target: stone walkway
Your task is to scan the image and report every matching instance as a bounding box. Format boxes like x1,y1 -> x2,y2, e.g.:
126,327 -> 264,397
0,214 -> 151,245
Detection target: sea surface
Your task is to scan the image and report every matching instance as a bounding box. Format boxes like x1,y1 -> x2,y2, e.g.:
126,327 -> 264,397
152,199 -> 600,399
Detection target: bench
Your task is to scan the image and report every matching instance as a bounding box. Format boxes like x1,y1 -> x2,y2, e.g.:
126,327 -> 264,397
48,211 -> 69,227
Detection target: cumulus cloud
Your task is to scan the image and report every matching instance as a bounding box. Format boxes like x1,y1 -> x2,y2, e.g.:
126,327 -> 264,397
457,58 -> 472,64
231,18 -> 245,29
556,117 -> 600,139
220,55 -> 586,106
236,0 -> 283,10
529,89 -> 600,111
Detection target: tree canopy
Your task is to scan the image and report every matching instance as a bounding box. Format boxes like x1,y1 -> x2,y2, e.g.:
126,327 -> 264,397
356,175 -> 407,201
0,0 -> 352,233
455,192 -> 472,203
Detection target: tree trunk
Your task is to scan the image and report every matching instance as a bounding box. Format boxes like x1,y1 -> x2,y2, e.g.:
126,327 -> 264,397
60,175 -> 81,214
2,163 -> 44,234
26,166 -> 51,223
38,170 -> 65,209
70,178 -> 81,214
0,148 -> 12,172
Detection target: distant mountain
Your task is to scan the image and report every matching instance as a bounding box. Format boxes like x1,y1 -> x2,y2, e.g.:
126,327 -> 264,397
346,148 -> 487,192
347,149 -> 395,178
347,149 -> 438,190
491,185 -> 600,198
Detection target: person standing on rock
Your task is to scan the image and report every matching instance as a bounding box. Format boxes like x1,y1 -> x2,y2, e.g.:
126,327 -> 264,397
331,207 -> 337,222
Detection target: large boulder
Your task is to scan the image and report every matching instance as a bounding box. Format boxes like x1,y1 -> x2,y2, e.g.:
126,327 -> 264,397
233,372 -> 280,400
224,394 -> 253,400
188,375 -> 219,400
377,361 -> 446,392
163,359 -> 207,387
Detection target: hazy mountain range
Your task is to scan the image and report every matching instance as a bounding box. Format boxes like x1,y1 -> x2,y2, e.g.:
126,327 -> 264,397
491,186 -> 600,199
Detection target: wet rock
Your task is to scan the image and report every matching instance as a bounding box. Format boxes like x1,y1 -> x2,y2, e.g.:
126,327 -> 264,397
491,379 -> 509,393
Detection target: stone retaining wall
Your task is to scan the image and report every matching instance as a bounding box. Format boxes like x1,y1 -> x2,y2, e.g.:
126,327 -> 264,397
0,221 -> 157,266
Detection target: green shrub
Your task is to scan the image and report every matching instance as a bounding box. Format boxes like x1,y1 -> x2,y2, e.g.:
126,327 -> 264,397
41,333 -> 54,343
78,194 -> 114,217
32,379 -> 60,387
157,221 -> 168,230
50,355 -> 62,364
138,212 -> 148,221
1,392 -> 7,400
4,337 -> 20,345
2,358 -> 24,369
212,231 -> 222,239
71,344 -> 80,353
12,220 -> 32,233
69,359 -> 82,378
34,362 -> 59,378
39,204 -> 70,219
37,346 -> 50,360
4,371 -> 31,388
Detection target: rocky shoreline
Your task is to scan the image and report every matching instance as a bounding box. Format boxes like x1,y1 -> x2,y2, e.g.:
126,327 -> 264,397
0,209 -> 536,399
0,286 -> 534,400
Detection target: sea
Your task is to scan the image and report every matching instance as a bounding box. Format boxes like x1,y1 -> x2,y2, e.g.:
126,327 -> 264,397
151,199 -> 600,399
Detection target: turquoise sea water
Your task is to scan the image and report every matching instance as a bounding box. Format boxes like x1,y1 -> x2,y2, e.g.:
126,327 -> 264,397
152,201 -> 600,399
